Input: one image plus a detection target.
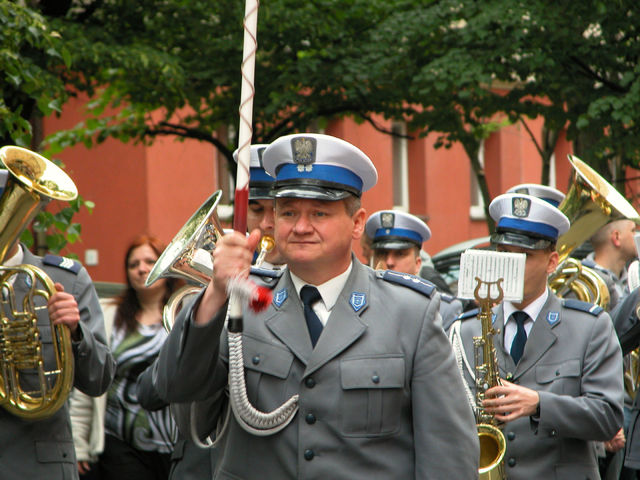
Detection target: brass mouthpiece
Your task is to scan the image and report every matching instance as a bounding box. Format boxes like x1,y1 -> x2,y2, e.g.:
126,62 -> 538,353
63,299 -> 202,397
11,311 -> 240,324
255,235 -> 275,267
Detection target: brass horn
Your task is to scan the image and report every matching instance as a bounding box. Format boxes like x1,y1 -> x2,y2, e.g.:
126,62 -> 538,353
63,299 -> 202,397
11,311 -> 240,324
0,145 -> 78,419
548,155 -> 640,308
147,191 -> 276,331
146,191 -> 226,331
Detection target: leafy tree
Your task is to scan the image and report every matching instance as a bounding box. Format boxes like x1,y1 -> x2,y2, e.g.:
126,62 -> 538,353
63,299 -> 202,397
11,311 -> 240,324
0,2 -> 88,253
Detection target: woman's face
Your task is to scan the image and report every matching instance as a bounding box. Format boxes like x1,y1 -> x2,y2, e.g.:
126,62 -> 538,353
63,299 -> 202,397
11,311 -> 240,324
127,244 -> 165,293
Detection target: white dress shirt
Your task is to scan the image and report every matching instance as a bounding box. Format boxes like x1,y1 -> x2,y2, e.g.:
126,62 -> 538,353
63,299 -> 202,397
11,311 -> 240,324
503,288 -> 549,352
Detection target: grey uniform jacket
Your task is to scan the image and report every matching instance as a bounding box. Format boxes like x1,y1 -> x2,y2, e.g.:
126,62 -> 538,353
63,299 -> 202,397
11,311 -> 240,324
0,248 -> 115,480
449,290 -> 624,480
155,259 -> 480,479
137,359 -> 216,480
611,287 -> 640,468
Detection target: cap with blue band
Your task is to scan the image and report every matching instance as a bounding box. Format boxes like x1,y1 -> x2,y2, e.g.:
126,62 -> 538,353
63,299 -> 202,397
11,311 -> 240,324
233,144 -> 275,200
506,183 -> 566,208
489,193 -> 570,250
365,210 -> 431,250
262,133 -> 378,200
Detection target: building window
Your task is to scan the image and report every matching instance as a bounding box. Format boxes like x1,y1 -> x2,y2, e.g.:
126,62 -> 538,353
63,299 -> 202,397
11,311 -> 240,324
469,141 -> 485,220
392,121 -> 409,211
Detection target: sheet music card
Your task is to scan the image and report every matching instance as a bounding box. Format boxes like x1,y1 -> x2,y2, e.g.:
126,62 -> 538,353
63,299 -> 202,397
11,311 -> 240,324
457,249 -> 525,302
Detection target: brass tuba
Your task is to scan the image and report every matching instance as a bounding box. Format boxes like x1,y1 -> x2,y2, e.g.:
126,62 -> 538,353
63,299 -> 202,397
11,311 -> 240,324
0,145 -> 78,419
548,155 -> 640,308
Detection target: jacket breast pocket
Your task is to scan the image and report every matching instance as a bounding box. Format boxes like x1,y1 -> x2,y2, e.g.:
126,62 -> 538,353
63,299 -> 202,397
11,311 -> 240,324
339,355 -> 405,437
535,359 -> 581,396
242,335 -> 295,411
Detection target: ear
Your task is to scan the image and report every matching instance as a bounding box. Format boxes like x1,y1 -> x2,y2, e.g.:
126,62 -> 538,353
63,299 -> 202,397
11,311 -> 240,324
612,230 -> 622,248
352,207 -> 366,240
546,251 -> 559,274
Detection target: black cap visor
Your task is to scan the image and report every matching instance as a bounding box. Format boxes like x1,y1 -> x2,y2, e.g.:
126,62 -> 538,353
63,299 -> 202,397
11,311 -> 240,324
491,230 -> 553,250
271,178 -> 359,201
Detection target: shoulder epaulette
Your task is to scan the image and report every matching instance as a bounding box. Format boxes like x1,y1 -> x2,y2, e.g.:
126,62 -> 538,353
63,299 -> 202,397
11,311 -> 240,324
43,254 -> 81,274
456,308 -> 480,321
563,298 -> 603,316
440,293 -> 457,304
377,270 -> 435,298
250,266 -> 284,279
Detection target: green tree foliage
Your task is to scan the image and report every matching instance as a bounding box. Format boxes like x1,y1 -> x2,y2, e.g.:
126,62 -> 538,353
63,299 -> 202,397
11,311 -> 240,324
4,1 -> 640,238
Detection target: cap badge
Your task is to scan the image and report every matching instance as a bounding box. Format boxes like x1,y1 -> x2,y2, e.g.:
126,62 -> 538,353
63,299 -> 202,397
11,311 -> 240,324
380,212 -> 395,229
512,197 -> 531,218
291,137 -> 316,172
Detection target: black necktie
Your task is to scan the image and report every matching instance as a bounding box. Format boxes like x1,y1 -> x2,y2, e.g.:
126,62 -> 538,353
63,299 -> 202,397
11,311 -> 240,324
300,285 -> 323,347
510,311 -> 529,364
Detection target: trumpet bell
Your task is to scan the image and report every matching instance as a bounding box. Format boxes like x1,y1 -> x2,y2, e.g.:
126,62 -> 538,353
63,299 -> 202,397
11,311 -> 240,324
146,190 -> 225,287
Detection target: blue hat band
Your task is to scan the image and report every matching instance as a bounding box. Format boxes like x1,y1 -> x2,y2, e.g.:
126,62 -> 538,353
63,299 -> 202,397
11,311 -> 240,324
374,227 -> 423,244
275,164 -> 363,192
542,197 -> 560,207
250,167 -> 274,184
497,217 -> 559,240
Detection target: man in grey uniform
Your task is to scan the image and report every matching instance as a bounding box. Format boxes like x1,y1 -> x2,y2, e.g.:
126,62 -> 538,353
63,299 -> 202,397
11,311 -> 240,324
0,241 -> 115,480
449,192 -> 624,479
365,209 -> 462,330
154,133 -> 479,479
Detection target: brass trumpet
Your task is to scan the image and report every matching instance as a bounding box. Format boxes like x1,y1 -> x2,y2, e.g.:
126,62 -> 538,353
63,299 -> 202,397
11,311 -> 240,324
0,146 -> 78,419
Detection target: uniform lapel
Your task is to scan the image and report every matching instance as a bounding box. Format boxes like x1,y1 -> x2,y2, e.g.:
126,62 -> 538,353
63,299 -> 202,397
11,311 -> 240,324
264,271 -> 314,366
512,291 -> 559,380
304,260 -> 369,378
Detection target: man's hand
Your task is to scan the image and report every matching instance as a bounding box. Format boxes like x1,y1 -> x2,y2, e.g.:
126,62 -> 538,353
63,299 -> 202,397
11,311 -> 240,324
604,428 -> 626,453
48,283 -> 81,340
195,229 -> 261,326
482,379 -> 540,422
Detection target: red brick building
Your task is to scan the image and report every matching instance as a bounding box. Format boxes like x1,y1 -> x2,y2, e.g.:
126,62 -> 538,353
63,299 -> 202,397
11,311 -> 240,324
44,96 -> 585,284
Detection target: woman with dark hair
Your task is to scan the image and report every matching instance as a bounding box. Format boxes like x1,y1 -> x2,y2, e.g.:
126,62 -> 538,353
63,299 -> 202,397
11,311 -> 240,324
76,234 -> 180,480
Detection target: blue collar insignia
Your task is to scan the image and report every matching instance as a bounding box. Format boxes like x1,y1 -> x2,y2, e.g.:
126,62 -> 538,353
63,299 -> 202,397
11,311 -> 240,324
492,313 -> 497,325
350,292 -> 366,312
547,311 -> 559,326
273,288 -> 288,308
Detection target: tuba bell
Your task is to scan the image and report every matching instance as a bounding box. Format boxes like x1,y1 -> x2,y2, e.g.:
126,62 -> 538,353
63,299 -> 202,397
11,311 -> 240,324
146,190 -> 226,332
548,155 -> 640,308
0,145 -> 78,419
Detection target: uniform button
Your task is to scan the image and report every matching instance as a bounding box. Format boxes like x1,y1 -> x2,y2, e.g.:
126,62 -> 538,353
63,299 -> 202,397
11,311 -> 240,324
508,457 -> 516,467
252,355 -> 260,365
506,373 -> 513,381
62,453 -> 67,458
550,430 -> 557,437
304,449 -> 315,461
507,431 -> 515,441
371,374 -> 380,384
305,377 -> 316,388
555,370 -> 560,376
306,413 -> 316,424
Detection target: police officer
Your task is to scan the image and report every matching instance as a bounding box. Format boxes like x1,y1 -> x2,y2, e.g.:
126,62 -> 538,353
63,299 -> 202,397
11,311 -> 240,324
365,209 -> 462,329
154,133 -> 479,479
0,241 -> 115,480
449,192 -> 623,479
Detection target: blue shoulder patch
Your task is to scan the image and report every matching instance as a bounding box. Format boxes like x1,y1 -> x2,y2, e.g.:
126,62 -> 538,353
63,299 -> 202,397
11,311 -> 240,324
379,270 -> 435,298
456,308 -> 480,321
563,298 -> 603,316
43,254 -> 81,274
